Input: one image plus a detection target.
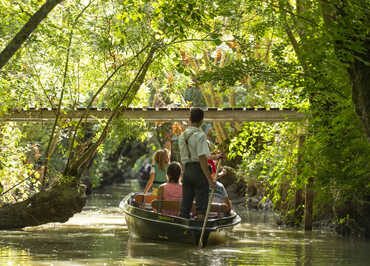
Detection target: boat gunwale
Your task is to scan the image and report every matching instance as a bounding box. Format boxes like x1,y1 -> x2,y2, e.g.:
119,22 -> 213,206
121,192 -> 241,232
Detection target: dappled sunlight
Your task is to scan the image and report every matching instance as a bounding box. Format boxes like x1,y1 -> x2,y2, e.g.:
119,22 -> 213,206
65,211 -> 126,227
24,210 -> 127,234
0,248 -> 32,265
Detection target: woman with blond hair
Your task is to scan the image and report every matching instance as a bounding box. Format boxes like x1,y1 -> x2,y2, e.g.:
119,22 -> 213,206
144,149 -> 170,195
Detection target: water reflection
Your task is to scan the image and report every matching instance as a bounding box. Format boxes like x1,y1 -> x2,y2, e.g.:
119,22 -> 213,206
0,180 -> 369,265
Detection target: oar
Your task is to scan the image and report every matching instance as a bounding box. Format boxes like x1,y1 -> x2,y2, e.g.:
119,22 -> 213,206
198,159 -> 223,248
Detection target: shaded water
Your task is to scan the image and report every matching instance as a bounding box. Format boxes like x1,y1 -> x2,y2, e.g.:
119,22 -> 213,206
1,180 -> 369,265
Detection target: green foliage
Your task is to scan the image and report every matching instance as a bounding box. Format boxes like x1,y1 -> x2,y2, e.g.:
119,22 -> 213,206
0,0 -> 369,237
229,122 -> 301,210
196,58 -> 275,87
151,0 -> 215,39
304,101 -> 370,199
87,119 -> 149,187
0,124 -> 42,203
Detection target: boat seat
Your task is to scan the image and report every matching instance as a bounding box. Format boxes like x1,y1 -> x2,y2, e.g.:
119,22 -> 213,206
152,200 -> 229,218
151,200 -> 181,216
192,203 -> 230,218
133,194 -> 157,209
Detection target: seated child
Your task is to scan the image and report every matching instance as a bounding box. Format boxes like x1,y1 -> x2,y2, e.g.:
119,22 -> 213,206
144,148 -> 170,196
157,162 -> 183,215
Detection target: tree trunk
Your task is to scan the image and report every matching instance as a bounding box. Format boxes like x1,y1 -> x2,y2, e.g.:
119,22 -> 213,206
348,46 -> 370,139
295,135 -> 305,223
0,0 -> 65,69
320,0 -> 370,139
304,177 -> 314,231
0,180 -> 86,229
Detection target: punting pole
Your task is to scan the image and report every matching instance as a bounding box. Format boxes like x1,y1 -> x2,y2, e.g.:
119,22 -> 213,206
199,159 -> 223,248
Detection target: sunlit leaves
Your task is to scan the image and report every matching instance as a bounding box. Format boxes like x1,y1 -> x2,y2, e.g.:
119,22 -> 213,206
229,121 -> 302,213
0,123 -> 42,203
151,0 -> 214,39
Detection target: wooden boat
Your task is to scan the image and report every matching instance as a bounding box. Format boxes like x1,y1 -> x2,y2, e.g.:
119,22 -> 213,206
120,192 -> 241,246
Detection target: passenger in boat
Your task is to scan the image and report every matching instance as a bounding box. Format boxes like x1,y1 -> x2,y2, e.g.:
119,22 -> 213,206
178,108 -> 216,220
157,162 -> 183,215
144,148 -> 170,195
212,176 -> 232,214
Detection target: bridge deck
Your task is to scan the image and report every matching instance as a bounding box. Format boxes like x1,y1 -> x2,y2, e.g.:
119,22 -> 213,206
1,107 -> 305,122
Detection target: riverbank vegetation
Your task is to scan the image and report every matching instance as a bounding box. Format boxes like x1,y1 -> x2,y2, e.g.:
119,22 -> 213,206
0,0 -> 369,237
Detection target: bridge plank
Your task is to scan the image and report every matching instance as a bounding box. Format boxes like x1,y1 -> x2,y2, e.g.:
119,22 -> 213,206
1,108 -> 306,122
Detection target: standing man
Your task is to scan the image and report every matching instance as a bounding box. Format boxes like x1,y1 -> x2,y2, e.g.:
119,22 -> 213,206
179,108 -> 216,219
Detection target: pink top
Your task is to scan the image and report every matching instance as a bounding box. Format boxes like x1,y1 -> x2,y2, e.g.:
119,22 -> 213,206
160,183 -> 182,216
162,183 -> 182,201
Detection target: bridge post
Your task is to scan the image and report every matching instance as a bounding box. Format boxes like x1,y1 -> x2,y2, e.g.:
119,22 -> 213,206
304,176 -> 314,231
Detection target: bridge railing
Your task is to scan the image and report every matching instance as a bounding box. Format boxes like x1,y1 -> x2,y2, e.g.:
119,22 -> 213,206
0,107 -> 306,122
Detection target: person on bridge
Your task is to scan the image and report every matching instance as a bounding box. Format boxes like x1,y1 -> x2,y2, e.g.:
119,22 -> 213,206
178,108 -> 216,220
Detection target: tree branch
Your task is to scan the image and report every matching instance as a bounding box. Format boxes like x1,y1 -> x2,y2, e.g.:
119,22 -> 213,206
44,1 -> 93,182
0,0 -> 65,70
66,43 -> 159,177
64,42 -> 152,174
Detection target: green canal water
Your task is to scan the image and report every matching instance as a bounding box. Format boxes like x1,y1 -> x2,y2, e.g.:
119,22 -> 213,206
0,180 -> 369,265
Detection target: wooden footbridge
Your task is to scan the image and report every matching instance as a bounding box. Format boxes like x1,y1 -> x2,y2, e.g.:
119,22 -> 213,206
0,107 -> 305,122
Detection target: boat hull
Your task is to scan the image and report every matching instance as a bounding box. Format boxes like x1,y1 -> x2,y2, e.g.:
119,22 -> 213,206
121,193 -> 241,245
